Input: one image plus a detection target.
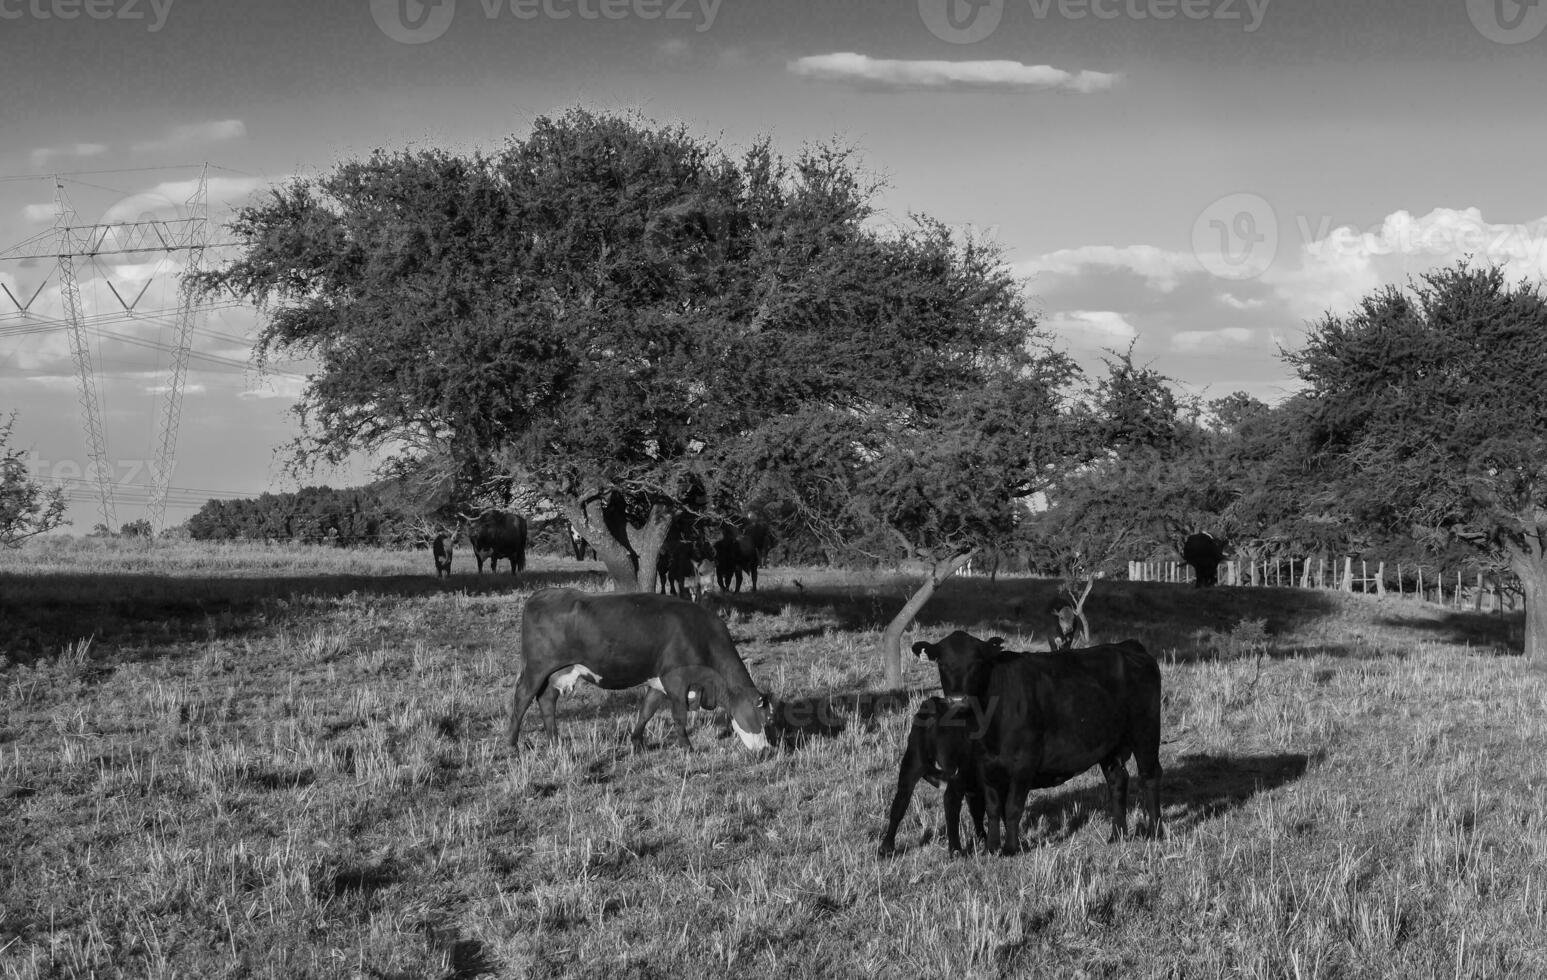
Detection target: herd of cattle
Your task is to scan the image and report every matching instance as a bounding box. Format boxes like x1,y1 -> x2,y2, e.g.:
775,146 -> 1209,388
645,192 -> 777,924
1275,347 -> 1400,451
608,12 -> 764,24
504,584 -> 1164,857
429,510 -> 773,596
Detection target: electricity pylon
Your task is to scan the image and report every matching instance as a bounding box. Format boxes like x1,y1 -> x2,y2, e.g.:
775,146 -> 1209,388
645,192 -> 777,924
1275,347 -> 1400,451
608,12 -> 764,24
0,167 -> 213,534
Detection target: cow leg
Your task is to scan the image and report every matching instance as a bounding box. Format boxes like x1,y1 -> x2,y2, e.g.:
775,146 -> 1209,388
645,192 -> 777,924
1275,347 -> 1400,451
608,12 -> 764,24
880,767 -> 922,857
1100,756 -> 1131,842
749,563 -> 758,592
982,780 -> 1004,855
966,787 -> 987,850
1000,780 -> 1032,856
537,685 -> 561,743
1134,750 -> 1165,840
506,671 -> 548,749
943,782 -> 968,856
630,687 -> 670,747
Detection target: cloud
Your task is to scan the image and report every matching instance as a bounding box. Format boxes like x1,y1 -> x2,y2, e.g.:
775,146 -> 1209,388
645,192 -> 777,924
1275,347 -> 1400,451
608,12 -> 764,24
29,143 -> 107,169
1172,327 -> 1255,350
1044,310 -> 1138,347
132,120 -> 247,154
787,53 -> 1120,93
100,175 -> 269,223
1018,245 -> 1200,292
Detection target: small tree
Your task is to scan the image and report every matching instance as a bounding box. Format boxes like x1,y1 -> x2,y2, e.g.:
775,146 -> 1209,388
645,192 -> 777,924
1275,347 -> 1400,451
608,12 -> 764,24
1,413 -> 68,547
1288,263 -> 1547,656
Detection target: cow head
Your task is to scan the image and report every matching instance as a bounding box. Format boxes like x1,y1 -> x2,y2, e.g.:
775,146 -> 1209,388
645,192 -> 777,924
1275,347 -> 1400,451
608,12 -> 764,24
664,666 -> 772,752
912,631 -> 1009,704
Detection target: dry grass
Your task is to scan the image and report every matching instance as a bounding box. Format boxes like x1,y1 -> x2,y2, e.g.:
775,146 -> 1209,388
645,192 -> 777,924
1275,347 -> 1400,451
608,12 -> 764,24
3,542 -> 1545,978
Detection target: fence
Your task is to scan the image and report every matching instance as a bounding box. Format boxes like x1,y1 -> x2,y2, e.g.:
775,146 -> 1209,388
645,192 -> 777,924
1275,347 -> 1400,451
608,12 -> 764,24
1127,557 -> 1518,613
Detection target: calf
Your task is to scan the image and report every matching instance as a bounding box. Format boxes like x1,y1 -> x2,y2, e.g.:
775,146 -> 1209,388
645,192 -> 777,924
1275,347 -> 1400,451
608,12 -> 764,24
913,630 -> 1163,855
879,697 -> 987,857
432,533 -> 454,578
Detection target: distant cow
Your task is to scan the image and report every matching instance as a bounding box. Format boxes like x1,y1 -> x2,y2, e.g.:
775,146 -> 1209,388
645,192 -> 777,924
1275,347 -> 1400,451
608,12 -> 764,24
470,511 -> 527,576
657,536 -> 715,598
1182,531 -> 1226,587
568,526 -> 597,562
912,630 -> 1163,855
715,516 -> 773,593
432,533 -> 454,578
508,588 -> 772,752
879,697 -> 988,857
1047,597 -> 1085,651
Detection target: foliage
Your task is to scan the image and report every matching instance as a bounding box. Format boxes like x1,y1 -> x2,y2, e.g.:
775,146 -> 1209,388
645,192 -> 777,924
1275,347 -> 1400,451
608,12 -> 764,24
1287,262 -> 1547,655
1,412 -> 68,547
185,486 -> 416,546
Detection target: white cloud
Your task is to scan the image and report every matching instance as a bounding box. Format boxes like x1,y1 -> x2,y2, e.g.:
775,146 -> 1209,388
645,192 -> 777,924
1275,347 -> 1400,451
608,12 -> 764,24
787,53 -> 1120,93
132,120 -> 247,154
1172,327 -> 1255,350
1018,244 -> 1200,292
1045,310 -> 1138,346
29,142 -> 107,168
100,175 -> 269,223
238,376 -> 307,400
1219,293 -> 1264,310
1270,207 -> 1547,319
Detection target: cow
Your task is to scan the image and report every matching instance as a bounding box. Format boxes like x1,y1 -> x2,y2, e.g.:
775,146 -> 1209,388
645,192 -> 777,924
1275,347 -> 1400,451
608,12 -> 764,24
568,525 -> 597,562
912,630 -> 1163,855
714,516 -> 773,593
657,536 -> 715,598
879,697 -> 988,857
1047,597 -> 1085,651
470,511 -> 527,576
432,533 -> 454,578
1182,531 -> 1226,587
507,588 -> 773,753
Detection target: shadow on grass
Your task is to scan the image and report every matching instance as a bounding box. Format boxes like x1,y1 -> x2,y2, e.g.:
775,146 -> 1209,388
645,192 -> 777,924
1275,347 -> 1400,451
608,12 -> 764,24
890,750 -> 1310,855
0,567 -> 598,665
767,687 -> 935,748
1374,608 -> 1522,654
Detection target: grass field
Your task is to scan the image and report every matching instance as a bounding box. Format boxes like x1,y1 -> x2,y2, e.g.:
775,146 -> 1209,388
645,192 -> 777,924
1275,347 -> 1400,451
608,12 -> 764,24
3,540 -> 1545,979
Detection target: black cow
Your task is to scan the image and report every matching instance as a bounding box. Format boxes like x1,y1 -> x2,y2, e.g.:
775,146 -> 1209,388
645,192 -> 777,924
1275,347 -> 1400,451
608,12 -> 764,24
879,697 -> 988,857
1182,531 -> 1226,587
432,533 -> 454,578
470,511 -> 527,576
912,630 -> 1163,855
508,588 -> 772,752
714,517 -> 772,593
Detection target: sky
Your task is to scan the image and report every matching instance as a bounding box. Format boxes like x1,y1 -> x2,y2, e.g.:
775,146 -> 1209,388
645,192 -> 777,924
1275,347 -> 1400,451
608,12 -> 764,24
3,0 -> 1546,531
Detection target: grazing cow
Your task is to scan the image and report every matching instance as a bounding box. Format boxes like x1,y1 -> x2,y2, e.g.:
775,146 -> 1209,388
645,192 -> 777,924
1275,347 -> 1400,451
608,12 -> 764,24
470,511 -> 528,576
879,697 -> 988,857
912,630 -> 1163,855
508,588 -> 772,752
432,533 -> 454,578
714,517 -> 773,593
1182,531 -> 1226,587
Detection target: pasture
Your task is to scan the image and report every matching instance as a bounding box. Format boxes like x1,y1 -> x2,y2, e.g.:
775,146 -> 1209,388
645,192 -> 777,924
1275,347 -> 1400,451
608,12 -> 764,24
3,541 -> 1545,979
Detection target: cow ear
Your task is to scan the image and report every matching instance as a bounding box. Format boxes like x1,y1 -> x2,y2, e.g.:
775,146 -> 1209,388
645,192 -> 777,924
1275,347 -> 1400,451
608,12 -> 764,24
911,641 -> 937,662
987,637 -> 1005,650
663,666 -> 723,711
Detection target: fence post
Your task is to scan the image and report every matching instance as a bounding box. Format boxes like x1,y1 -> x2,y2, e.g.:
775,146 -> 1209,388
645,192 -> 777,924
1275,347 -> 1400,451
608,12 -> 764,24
1475,572 -> 1484,612
1342,557 -> 1353,592
1317,557 -> 1326,589
1375,561 -> 1385,597
1456,570 -> 1463,609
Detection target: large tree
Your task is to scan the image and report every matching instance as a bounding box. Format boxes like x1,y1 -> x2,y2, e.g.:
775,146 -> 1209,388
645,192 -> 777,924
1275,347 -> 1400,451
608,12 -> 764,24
1288,263 -> 1547,656
1,413 -> 68,548
197,110 -> 1061,594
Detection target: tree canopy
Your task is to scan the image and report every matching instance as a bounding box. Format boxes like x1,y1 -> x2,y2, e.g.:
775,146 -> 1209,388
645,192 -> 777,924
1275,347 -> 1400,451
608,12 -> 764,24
1,413 -> 67,549
1288,262 -> 1547,656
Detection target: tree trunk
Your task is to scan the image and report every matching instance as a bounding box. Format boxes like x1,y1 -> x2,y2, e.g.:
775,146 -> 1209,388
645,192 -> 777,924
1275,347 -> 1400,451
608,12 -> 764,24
1509,547 -> 1547,658
879,551 -> 977,688
560,496 -> 672,593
